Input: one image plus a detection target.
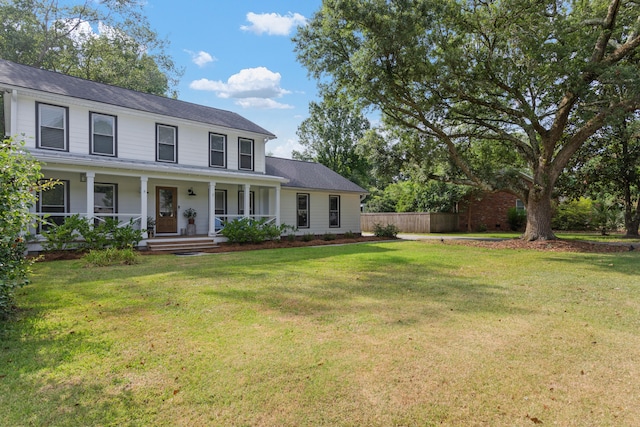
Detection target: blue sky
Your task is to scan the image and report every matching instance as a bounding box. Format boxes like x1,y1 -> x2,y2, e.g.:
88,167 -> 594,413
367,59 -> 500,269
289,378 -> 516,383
143,1 -> 323,158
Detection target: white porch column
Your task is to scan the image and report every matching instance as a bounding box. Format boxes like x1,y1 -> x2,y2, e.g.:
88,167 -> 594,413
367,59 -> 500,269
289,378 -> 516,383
140,176 -> 148,238
275,185 -> 281,226
208,181 -> 216,236
85,171 -> 95,220
244,183 -> 251,218
10,90 -> 18,136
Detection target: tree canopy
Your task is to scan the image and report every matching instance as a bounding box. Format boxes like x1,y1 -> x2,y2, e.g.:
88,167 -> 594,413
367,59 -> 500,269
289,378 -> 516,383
0,0 -> 181,96
294,0 -> 640,240
293,94 -> 371,187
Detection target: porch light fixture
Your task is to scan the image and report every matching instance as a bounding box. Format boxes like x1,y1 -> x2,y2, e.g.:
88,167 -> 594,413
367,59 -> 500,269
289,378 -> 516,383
188,187 -> 196,196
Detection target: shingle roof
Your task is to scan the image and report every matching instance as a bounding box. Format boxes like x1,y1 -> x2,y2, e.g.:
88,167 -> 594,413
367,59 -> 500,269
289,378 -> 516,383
266,157 -> 367,193
0,59 -> 275,137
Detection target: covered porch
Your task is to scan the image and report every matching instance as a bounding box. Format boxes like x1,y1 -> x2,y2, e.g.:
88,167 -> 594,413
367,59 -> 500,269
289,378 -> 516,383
31,162 -> 286,249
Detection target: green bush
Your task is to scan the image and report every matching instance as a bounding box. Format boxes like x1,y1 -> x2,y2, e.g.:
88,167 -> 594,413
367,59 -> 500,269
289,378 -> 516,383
220,218 -> 294,244
343,231 -> 356,239
42,216 -> 143,251
372,223 -> 399,238
506,207 -> 527,231
302,233 -> 316,242
41,214 -> 86,251
552,198 -> 593,231
83,247 -> 140,267
1,137 -> 54,316
322,233 -> 337,241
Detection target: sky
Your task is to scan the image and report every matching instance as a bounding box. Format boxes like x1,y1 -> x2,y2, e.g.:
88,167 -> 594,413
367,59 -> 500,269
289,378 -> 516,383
142,1 -> 324,159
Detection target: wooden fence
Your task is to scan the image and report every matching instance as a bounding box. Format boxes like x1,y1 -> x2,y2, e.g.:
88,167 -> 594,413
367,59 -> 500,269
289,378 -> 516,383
361,212 -> 459,233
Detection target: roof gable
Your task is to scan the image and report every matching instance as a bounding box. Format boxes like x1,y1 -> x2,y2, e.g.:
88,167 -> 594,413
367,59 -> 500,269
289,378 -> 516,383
0,59 -> 274,137
265,156 -> 367,193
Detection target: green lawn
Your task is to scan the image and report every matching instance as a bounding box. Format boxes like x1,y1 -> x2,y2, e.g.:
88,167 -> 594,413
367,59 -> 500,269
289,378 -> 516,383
2,241 -> 639,426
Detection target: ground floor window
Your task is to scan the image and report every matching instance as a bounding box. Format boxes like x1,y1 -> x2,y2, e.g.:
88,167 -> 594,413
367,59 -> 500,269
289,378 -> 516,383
297,193 -> 310,228
215,190 -> 227,230
94,183 -> 117,224
38,179 -> 69,231
238,190 -> 255,215
329,195 -> 340,228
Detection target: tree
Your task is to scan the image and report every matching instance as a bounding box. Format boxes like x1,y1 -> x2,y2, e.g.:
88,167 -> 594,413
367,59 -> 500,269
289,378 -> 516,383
0,137 -> 54,317
293,94 -> 371,187
0,0 -> 181,96
294,0 -> 640,240
558,113 -> 640,236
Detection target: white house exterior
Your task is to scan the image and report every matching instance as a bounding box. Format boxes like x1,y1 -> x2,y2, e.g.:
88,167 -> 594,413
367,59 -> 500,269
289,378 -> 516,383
0,59 -> 367,250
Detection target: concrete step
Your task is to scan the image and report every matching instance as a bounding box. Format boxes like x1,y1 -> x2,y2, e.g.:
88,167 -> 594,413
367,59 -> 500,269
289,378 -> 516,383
146,238 -> 218,252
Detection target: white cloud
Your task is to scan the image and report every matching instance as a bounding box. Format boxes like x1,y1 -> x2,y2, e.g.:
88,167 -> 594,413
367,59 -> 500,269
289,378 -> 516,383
190,67 -> 293,109
236,98 -> 294,110
185,50 -> 216,67
240,12 -> 307,36
268,138 -> 303,159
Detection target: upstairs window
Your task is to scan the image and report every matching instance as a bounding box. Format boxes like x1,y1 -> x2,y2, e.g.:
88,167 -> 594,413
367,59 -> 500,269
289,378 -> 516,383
156,124 -> 177,163
239,138 -> 254,171
297,193 -> 310,228
37,103 -> 68,151
90,113 -> 117,156
329,195 -> 340,228
209,133 -> 226,168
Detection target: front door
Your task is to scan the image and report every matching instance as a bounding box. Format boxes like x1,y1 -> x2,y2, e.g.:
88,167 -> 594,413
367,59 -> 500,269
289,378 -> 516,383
156,186 -> 177,233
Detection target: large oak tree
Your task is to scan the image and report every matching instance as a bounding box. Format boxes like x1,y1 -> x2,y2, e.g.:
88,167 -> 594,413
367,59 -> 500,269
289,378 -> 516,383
294,0 -> 640,240
0,0 -> 181,96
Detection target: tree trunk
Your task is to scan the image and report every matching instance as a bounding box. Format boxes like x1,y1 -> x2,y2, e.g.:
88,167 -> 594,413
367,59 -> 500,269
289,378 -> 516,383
623,197 -> 640,238
523,186 -> 556,241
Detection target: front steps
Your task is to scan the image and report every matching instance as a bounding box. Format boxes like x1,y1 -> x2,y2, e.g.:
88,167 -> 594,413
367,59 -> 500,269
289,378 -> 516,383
145,236 -> 218,253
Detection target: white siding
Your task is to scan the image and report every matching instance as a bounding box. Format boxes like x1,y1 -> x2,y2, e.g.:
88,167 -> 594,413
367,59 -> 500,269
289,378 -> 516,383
11,91 -> 269,172
280,189 -> 362,235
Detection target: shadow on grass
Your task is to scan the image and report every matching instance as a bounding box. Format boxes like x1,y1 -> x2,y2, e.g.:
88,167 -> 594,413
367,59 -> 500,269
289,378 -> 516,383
541,251 -> 640,276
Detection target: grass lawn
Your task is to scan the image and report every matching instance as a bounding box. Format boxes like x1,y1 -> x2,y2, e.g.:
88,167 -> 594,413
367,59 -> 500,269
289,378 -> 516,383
2,240 -> 639,426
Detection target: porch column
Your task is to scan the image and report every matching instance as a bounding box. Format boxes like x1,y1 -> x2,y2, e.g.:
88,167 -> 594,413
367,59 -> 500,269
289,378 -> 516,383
85,171 -> 95,220
208,181 -> 216,236
140,176 -> 148,238
243,184 -> 250,219
275,185 -> 281,226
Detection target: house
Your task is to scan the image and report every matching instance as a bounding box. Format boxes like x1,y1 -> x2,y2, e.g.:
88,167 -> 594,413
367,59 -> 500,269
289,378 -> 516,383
458,191 -> 524,232
0,59 -> 367,250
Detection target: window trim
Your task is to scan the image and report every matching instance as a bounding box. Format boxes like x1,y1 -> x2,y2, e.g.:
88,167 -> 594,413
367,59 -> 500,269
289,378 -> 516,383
238,190 -> 255,215
209,132 -> 227,168
36,102 -> 69,151
37,179 -> 70,232
90,112 -> 117,157
238,137 -> 254,171
297,193 -> 310,229
329,195 -> 340,228
156,123 -> 178,163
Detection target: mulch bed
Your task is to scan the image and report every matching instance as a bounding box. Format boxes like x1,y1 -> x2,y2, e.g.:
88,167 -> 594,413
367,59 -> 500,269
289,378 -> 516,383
32,235 -> 638,262
444,238 -> 638,253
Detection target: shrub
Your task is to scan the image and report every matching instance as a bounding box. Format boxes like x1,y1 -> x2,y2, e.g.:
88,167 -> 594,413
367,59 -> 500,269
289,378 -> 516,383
302,233 -> 315,242
40,214 -> 86,251
506,207 -> 527,231
372,223 -> 399,238
343,231 -> 356,239
286,234 -> 297,242
323,232 -> 337,241
83,247 -> 139,267
1,137 -> 55,316
552,198 -> 593,231
221,218 -> 294,244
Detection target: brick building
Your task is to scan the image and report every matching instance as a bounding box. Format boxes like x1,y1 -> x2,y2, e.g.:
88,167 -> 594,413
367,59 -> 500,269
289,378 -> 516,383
458,191 -> 524,232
